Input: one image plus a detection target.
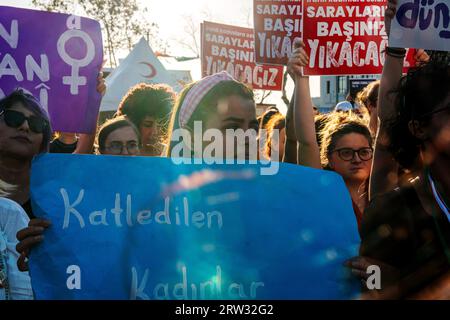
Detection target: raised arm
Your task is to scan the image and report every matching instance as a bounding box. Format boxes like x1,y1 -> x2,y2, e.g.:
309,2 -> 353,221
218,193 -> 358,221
368,0 -> 403,199
369,0 -> 429,199
282,91 -> 298,164
287,39 -> 321,169
73,71 -> 106,154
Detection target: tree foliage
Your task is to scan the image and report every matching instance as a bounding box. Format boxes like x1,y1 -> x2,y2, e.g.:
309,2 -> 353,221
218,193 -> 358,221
32,0 -> 164,67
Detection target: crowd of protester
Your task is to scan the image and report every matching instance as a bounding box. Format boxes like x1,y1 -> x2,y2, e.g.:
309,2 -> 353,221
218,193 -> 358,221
0,0 -> 449,299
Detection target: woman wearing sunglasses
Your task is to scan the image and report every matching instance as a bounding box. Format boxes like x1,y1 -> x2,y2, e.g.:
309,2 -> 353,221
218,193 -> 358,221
287,39 -> 373,230
0,89 -> 52,220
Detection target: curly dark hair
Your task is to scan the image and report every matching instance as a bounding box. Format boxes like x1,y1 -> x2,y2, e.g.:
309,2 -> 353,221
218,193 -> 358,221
387,60 -> 450,170
116,83 -> 176,128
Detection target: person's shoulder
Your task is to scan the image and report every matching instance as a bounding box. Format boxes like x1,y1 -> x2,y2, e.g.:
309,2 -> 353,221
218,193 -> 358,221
360,180 -> 422,260
0,198 -> 29,235
362,187 -> 407,228
363,178 -> 421,229
0,197 -> 26,214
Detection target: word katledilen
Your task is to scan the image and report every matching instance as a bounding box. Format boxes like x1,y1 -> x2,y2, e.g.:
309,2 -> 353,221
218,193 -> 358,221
60,188 -> 223,229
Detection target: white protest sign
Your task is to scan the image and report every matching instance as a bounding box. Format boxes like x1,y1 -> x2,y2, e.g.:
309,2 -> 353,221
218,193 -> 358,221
390,0 -> 450,51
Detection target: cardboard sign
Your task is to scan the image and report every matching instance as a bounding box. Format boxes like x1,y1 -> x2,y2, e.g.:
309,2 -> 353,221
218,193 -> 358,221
390,0 -> 450,52
349,78 -> 377,97
253,0 -> 303,65
201,21 -> 284,91
29,154 -> 360,299
0,6 -> 103,133
301,0 -> 389,75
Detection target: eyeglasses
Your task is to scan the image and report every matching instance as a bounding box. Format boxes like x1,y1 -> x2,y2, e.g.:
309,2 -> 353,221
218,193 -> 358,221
105,141 -> 140,155
0,109 -> 48,134
332,147 -> 373,161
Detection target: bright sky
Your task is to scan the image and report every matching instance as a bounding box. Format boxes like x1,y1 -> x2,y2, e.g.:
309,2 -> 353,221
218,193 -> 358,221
1,0 -> 320,103
146,0 -> 254,49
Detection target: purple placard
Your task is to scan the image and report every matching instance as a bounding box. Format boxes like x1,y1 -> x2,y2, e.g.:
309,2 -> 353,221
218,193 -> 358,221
0,6 -> 103,133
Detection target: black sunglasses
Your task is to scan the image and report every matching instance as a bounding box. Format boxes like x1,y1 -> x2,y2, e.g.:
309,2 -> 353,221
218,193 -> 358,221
0,109 -> 48,134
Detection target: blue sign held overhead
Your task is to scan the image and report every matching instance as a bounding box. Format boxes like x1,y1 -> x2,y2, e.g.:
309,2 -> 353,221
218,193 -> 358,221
29,154 -> 360,299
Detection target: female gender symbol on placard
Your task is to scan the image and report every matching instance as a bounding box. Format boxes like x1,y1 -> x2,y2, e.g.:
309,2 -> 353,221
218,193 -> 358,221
57,19 -> 95,95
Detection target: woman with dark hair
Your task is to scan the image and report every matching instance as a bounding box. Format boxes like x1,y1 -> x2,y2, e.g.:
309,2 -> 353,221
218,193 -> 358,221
0,89 -> 52,219
96,116 -> 141,156
288,40 -> 373,229
166,71 -> 258,160
320,113 -> 373,226
115,83 -> 176,156
368,0 -> 429,200
357,60 -> 450,298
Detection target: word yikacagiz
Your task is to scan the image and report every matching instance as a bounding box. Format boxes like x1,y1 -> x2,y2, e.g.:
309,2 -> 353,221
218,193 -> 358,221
130,265 -> 264,300
308,39 -> 388,69
60,188 -> 223,230
205,57 -> 280,88
257,34 -> 301,60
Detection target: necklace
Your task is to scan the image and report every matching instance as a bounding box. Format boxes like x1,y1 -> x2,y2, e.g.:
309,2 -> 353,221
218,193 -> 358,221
427,171 -> 450,263
428,173 -> 450,222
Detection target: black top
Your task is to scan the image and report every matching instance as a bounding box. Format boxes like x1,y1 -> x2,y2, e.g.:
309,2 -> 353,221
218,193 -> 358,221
360,181 -> 450,295
21,199 -> 35,219
49,139 -> 78,154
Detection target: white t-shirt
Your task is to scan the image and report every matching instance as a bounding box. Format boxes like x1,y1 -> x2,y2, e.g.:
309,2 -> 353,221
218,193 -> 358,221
0,197 -> 33,300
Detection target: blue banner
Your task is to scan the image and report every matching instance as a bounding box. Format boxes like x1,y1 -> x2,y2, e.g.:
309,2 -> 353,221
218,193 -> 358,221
29,154 -> 360,299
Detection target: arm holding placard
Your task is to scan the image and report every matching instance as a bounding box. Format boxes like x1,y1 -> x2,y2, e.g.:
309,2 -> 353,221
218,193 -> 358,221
14,72 -> 106,271
287,39 -> 321,169
369,0 -> 429,200
282,91 -> 298,164
73,71 -> 106,154
16,218 -> 51,272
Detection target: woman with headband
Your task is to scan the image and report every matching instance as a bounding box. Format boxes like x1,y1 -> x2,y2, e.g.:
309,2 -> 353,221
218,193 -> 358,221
166,71 -> 259,160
